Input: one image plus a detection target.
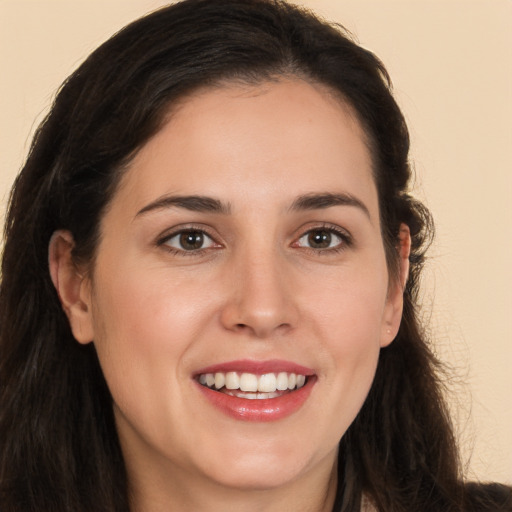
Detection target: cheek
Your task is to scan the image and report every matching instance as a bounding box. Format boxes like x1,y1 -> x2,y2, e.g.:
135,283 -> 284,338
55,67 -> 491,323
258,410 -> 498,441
88,264 -> 213,412
92,263 -> 210,348
304,266 -> 387,401
306,265 -> 388,345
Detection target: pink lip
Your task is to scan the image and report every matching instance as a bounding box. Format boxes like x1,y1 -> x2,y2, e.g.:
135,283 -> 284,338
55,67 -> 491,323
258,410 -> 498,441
194,359 -> 315,376
194,359 -> 316,422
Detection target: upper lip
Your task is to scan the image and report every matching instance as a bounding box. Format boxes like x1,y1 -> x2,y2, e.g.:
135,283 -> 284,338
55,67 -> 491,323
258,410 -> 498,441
194,359 -> 315,376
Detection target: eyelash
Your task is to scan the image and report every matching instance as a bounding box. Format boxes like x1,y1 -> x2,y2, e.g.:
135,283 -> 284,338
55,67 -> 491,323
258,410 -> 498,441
157,224 -> 220,256
156,223 -> 352,256
293,224 -> 353,255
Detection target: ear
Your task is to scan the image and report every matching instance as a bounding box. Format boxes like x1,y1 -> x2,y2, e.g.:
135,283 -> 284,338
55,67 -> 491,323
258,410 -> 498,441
380,223 -> 411,347
48,230 -> 94,344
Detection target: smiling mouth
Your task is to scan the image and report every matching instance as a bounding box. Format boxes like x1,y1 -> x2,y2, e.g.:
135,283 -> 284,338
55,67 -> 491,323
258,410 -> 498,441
198,371 -> 307,399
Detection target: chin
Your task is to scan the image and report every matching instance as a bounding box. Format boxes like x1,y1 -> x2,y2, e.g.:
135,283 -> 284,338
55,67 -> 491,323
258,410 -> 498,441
203,458 -> 309,491
192,437 -> 334,492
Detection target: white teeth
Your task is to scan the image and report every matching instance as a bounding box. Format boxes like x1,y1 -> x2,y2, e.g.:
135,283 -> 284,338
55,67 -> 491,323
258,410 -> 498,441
225,372 -> 239,390
214,372 -> 225,390
226,390 -> 281,399
276,372 -> 289,391
258,373 -> 277,392
240,373 -> 258,392
205,374 -> 215,387
198,371 -> 308,394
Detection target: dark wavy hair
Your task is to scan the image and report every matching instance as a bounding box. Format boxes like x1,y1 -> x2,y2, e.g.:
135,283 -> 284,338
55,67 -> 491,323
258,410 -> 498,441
0,1 -> 510,511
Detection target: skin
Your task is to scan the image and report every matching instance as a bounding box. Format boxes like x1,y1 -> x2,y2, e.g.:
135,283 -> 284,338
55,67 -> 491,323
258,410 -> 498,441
50,79 -> 410,512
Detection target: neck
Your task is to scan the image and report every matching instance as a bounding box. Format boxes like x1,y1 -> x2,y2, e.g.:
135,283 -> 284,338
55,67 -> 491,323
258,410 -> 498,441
127,451 -> 338,512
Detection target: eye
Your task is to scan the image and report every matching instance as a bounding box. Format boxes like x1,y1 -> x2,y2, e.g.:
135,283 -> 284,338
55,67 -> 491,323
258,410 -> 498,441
295,228 -> 348,251
162,230 -> 218,252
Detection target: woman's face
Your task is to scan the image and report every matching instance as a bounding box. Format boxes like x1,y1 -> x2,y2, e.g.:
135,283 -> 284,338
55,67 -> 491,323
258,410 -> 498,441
70,80 -> 404,497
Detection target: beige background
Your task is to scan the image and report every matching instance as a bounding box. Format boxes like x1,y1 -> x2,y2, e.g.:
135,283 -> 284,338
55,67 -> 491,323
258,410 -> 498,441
0,0 -> 510,485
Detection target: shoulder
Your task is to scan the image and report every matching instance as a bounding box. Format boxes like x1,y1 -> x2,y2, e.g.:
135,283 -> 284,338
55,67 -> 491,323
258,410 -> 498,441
464,482 -> 512,512
357,484 -> 512,512
360,494 -> 376,512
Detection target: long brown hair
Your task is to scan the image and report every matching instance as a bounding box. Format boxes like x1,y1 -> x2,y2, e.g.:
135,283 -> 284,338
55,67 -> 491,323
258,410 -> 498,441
0,1 -> 510,511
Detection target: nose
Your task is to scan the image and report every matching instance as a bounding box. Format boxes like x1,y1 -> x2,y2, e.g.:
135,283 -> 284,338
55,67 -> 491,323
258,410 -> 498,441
220,248 -> 298,339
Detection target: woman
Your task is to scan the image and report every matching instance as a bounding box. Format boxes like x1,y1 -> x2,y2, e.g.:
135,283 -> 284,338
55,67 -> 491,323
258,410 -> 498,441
0,0 -> 510,510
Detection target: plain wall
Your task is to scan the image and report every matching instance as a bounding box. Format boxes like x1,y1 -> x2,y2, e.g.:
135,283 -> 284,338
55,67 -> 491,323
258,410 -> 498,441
1,0 -> 510,485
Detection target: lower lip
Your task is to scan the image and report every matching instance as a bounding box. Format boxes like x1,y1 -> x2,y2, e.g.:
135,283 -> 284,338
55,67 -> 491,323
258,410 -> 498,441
195,377 -> 316,422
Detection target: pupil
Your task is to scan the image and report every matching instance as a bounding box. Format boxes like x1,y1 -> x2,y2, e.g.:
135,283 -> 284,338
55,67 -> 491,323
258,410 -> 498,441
180,231 -> 204,250
308,230 -> 331,248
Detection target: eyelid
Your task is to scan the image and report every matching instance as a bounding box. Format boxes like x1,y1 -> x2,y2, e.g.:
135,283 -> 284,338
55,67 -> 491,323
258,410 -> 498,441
154,221 -> 352,256
156,224 -> 223,254
291,222 -> 353,252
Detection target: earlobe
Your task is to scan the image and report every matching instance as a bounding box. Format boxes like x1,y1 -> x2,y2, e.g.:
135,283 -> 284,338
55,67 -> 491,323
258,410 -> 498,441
380,223 -> 411,347
48,230 -> 94,344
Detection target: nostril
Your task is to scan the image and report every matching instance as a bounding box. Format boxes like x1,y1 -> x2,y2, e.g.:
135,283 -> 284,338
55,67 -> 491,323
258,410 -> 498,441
234,323 -> 254,333
220,297 -> 298,338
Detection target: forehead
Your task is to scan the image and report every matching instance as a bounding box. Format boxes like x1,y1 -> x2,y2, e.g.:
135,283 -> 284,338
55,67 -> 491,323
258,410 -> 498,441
115,79 -> 377,217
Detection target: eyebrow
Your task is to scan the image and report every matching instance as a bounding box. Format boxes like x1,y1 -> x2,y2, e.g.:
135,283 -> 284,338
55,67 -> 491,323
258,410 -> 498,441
135,191 -> 370,219
290,192 -> 370,218
136,195 -> 231,217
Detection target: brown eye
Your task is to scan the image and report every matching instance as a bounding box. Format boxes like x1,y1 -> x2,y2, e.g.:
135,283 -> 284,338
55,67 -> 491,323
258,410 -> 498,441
296,228 -> 346,250
179,231 -> 205,250
307,230 -> 333,249
164,230 -> 216,252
